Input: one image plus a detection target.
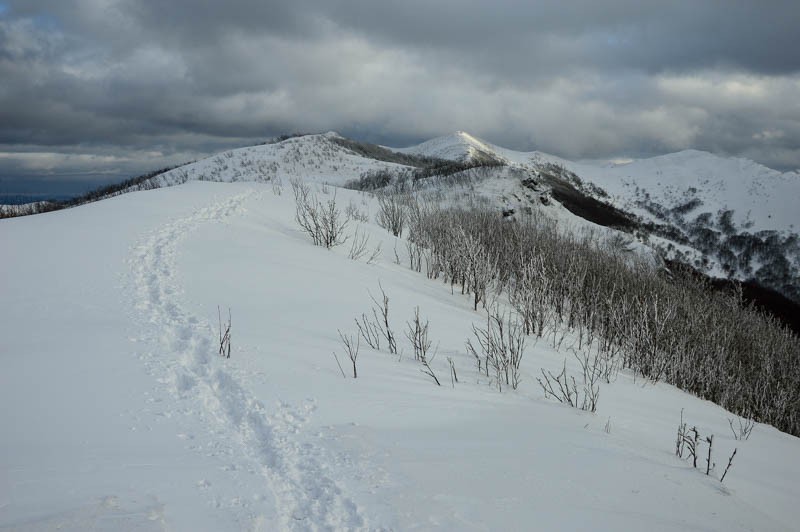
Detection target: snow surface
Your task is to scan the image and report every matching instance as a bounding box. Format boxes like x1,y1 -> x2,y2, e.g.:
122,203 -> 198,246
3,179 -> 800,531
394,131 -> 499,163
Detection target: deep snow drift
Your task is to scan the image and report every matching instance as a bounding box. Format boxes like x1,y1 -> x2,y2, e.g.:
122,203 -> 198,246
2,180 -> 799,531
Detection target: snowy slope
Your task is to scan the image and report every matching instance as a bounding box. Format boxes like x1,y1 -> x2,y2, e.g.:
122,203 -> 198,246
567,150 -> 800,233
110,132 -> 412,197
2,180 -> 800,531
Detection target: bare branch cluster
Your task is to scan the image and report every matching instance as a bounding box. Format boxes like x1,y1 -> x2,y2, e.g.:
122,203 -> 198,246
406,307 -> 440,385
291,179 -> 348,248
376,192 -> 409,237
467,308 -> 526,391
336,330 -> 361,378
218,306 -> 231,359
676,410 -> 737,483
728,415 -> 755,441
537,355 -> 600,412
368,283 -> 398,355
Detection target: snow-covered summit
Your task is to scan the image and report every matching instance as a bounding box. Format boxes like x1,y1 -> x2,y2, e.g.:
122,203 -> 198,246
394,131 -> 505,163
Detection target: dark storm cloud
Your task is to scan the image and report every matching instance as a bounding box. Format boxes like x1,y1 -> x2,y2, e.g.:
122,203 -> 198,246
0,0 -> 799,195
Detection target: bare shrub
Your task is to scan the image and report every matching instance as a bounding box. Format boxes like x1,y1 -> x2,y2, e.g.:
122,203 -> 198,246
537,357 -> 599,412
337,330 -> 361,378
676,410 -> 737,483
348,226 -> 371,261
345,199 -> 369,222
405,307 -> 440,385
728,415 -> 755,441
369,283 -> 397,355
291,179 -> 348,248
366,243 -> 382,264
448,357 -> 458,387
355,313 -> 382,350
467,309 -> 526,391
376,193 -> 408,237
218,306 -> 231,359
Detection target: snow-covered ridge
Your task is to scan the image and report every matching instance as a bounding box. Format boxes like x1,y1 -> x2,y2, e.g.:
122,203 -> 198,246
109,132 -> 412,197
394,133 -> 799,234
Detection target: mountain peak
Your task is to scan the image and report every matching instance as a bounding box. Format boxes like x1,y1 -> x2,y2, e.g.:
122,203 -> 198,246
394,131 -> 499,162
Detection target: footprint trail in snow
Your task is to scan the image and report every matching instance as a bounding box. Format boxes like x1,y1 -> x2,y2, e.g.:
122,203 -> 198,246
127,188 -> 370,531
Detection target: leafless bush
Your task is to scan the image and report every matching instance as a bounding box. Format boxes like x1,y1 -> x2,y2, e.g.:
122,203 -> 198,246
728,415 -> 755,440
337,329 -> 361,378
467,309 -> 526,391
405,307 -> 432,362
348,226 -> 371,261
405,307 -> 440,385
676,410 -> 737,483
355,313 -> 382,350
448,357 -> 458,387
376,193 -> 408,237
368,283 -> 397,355
291,179 -> 349,248
537,358 -> 599,412
366,243 -> 382,264
345,199 -> 369,222
218,306 -> 231,359
406,239 -> 423,272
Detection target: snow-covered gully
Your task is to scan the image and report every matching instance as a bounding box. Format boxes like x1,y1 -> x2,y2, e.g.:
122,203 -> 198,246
127,188 -> 368,531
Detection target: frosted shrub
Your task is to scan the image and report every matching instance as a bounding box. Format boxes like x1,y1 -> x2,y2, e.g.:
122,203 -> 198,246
291,179 -> 348,249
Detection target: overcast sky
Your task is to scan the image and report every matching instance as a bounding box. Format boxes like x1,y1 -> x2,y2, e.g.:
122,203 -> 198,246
1,1 -> 799,196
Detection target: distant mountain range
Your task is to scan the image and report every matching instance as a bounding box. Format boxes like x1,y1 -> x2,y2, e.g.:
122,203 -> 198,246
4,130 -> 798,310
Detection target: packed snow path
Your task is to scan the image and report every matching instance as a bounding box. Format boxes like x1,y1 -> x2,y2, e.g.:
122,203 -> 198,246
127,188 -> 368,531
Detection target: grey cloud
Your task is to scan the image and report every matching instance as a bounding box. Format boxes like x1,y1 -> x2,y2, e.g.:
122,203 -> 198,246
0,0 -> 799,196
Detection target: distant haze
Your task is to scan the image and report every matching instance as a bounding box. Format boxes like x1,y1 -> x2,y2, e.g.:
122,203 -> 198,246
1,1 -> 799,196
